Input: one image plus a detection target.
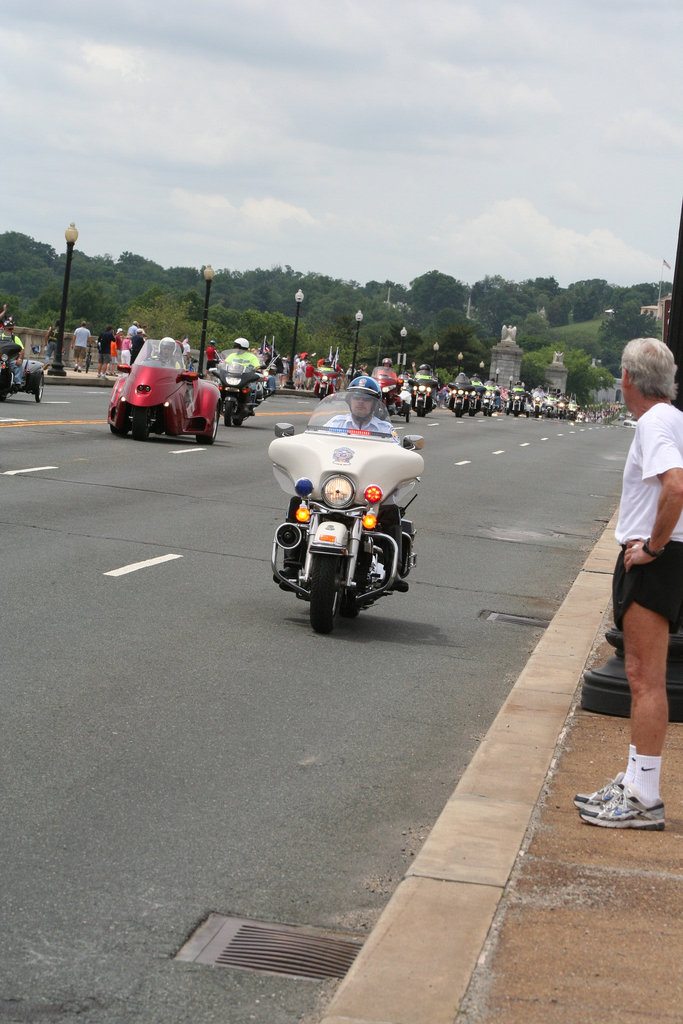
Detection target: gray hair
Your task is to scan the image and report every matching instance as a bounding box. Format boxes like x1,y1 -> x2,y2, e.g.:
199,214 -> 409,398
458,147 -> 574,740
621,337 -> 678,400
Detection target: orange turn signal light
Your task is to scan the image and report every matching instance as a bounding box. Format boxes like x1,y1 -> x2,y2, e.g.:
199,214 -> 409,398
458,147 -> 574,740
362,513 -> 377,530
295,505 -> 311,523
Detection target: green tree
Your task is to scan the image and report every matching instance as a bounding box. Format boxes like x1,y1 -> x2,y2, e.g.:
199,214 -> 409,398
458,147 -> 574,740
597,303 -> 657,374
567,279 -> 613,323
469,275 -> 537,336
546,294 -> 570,327
409,271 -> 468,328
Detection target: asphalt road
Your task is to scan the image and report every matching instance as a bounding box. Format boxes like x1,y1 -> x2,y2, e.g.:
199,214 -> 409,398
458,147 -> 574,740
1,389 -> 631,1024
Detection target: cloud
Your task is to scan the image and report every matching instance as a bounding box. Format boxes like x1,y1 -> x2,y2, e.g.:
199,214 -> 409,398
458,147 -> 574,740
2,1 -> 682,287
435,199 -> 662,285
170,189 -> 317,233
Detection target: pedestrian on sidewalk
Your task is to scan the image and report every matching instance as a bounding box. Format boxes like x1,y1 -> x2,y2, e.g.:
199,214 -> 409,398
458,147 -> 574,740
97,326 -> 114,377
575,337 -> 683,831
44,322 -> 59,368
72,321 -> 90,372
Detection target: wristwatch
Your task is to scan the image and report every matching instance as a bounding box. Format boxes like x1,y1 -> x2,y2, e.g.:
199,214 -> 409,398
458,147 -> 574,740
643,538 -> 667,558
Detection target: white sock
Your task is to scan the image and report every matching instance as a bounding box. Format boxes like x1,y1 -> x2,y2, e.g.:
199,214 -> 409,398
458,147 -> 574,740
631,753 -> 662,805
624,744 -> 637,785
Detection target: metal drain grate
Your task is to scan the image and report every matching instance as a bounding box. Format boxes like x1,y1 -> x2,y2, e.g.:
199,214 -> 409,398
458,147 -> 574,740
175,913 -> 363,980
482,610 -> 550,629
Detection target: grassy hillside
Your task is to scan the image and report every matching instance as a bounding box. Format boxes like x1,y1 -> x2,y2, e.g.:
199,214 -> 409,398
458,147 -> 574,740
549,318 -> 603,351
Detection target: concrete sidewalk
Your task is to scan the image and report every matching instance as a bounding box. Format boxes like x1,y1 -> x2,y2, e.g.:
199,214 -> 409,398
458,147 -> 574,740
318,515 -> 683,1024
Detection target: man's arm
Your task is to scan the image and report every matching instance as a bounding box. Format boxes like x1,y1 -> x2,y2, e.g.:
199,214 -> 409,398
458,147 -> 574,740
625,467 -> 683,568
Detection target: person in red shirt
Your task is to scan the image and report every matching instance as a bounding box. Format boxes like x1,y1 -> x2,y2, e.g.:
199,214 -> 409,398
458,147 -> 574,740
206,340 -> 218,370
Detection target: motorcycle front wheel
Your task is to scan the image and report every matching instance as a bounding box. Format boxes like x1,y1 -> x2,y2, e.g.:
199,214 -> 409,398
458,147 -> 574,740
310,555 -> 341,634
132,406 -> 150,440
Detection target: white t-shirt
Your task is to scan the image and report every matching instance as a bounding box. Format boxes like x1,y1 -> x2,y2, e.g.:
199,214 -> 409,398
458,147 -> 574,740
73,326 -> 90,348
615,402 -> 683,544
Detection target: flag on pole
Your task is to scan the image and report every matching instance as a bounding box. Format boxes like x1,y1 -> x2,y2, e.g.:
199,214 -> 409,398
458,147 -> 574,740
664,259 -> 671,269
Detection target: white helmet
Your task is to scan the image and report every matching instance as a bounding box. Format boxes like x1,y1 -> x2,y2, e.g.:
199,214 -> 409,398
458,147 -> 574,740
160,337 -> 177,362
233,337 -> 250,351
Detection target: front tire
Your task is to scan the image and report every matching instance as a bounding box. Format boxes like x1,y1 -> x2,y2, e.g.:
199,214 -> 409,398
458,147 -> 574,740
131,406 -> 150,441
310,555 -> 341,634
34,373 -> 44,402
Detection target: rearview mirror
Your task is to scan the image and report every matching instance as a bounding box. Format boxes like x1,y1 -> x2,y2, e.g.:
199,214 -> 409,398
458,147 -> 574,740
403,434 -> 424,450
274,422 -> 295,437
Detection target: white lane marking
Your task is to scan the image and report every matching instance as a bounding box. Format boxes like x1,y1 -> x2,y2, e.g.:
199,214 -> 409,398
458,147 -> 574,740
541,437 -> 548,441
170,448 -> 206,454
454,460 -> 471,466
104,553 -> 183,577
0,417 -> 24,422
3,466 -> 58,475
520,442 -> 530,447
492,449 -> 505,455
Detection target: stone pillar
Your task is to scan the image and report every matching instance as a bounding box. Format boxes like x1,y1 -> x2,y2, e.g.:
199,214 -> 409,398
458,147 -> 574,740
545,351 -> 568,394
489,324 -> 523,388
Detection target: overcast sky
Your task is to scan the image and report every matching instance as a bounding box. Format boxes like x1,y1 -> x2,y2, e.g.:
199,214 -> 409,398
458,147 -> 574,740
3,0 -> 682,290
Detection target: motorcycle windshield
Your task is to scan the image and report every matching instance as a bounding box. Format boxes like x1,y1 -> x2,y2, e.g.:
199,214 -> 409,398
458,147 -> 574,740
133,338 -> 184,370
219,358 -> 252,375
305,393 -> 399,443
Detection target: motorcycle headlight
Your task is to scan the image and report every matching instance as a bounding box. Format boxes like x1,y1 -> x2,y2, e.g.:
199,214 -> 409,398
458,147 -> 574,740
418,384 -> 426,392
382,385 -> 391,393
227,376 -> 241,385
322,474 -> 355,508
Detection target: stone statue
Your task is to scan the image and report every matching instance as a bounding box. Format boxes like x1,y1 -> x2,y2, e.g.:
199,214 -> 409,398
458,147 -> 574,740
552,351 -> 564,364
500,325 -> 517,345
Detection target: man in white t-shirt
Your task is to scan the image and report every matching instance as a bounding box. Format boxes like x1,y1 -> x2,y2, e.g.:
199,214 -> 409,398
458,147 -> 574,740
72,321 -> 90,372
576,337 -> 683,831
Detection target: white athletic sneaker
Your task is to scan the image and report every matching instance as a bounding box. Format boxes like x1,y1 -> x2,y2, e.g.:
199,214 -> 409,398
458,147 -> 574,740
573,772 -> 625,810
579,782 -> 665,830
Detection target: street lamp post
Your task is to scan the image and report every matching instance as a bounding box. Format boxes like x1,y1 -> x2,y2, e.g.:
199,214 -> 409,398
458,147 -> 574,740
350,310 -> 363,379
399,326 -> 407,370
458,351 -> 463,374
197,264 -> 214,377
48,222 -> 78,377
433,341 -> 439,376
285,289 -> 304,389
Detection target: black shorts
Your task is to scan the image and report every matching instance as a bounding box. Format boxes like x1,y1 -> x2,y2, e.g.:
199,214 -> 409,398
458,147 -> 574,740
612,541 -> 683,631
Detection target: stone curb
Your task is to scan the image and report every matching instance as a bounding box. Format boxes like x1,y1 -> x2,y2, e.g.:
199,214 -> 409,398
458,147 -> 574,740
319,516 -> 619,1024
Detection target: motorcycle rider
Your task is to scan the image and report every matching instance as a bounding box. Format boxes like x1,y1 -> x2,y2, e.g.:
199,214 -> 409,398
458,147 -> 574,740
508,379 -> 526,411
158,337 -> 183,368
325,376 -> 398,440
223,337 -> 264,398
222,337 -> 262,370
0,317 -> 25,386
284,377 -> 407,591
415,363 -> 434,383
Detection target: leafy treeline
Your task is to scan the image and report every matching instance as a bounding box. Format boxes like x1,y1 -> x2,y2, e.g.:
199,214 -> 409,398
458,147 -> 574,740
0,231 -> 666,402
